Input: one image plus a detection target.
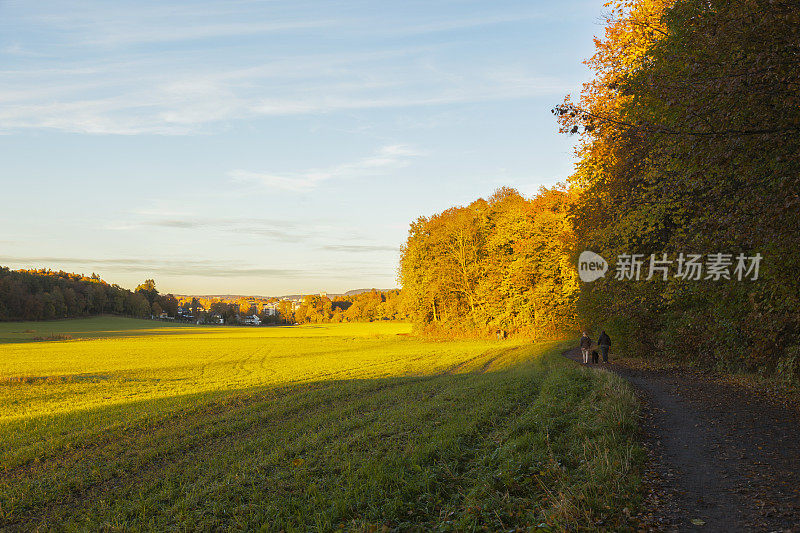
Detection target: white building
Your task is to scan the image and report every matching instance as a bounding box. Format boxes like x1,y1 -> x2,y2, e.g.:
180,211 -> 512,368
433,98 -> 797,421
242,315 -> 261,325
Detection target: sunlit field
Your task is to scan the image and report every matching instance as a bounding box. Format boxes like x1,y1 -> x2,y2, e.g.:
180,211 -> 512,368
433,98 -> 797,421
0,318 -> 641,531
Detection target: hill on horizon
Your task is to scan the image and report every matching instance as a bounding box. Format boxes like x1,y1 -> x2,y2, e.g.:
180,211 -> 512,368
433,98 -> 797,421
174,288 -> 399,300
343,288 -> 396,296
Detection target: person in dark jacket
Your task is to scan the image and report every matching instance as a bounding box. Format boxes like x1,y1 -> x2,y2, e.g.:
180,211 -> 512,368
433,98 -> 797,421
579,332 -> 592,364
598,331 -> 611,363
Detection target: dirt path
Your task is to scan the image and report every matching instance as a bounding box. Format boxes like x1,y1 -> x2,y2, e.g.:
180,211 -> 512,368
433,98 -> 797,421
563,347 -> 800,532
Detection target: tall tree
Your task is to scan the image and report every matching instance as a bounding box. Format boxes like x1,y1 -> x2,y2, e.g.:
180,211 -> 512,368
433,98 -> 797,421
135,279 -> 159,306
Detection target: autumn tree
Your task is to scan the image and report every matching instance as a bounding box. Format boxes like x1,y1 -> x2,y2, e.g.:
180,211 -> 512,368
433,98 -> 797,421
135,279 -> 159,305
400,187 -> 578,337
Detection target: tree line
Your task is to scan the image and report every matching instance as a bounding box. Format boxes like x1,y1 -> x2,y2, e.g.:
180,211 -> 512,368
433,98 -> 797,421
295,289 -> 406,324
0,268 -> 153,321
0,267 -> 405,326
176,290 -> 407,325
400,0 -> 799,376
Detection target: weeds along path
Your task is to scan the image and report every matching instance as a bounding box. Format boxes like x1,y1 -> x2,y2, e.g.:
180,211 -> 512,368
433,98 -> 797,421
564,347 -> 800,531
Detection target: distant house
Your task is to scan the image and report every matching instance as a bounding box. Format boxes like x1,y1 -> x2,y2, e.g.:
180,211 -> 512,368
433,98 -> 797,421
210,313 -> 224,325
179,304 -> 204,317
262,302 -> 278,316
241,315 -> 261,326
159,311 -> 169,319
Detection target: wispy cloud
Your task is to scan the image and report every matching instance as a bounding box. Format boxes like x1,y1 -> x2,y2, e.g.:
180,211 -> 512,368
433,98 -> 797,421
0,61 -> 568,134
229,144 -> 423,192
82,20 -> 337,47
13,1 -> 337,47
109,215 -> 312,242
151,218 -> 311,242
373,12 -> 544,37
0,2 -> 571,135
321,244 -> 399,253
0,256 -> 303,278
109,213 -> 398,253
2,43 -> 47,57
0,255 -> 401,283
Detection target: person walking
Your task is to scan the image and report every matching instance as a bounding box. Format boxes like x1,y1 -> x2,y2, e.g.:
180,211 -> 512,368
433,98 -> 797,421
580,332 -> 592,364
598,330 -> 611,363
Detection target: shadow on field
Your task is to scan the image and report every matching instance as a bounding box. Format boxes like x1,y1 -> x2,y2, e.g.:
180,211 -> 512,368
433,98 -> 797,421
1,342 -> 642,532
0,327 -> 204,345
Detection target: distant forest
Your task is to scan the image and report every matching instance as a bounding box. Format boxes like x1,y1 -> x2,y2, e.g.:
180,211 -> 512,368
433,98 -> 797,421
0,267 -> 406,324
0,268 -> 153,321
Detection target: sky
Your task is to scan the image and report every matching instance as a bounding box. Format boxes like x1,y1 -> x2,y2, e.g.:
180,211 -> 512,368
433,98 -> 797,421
0,0 -> 605,296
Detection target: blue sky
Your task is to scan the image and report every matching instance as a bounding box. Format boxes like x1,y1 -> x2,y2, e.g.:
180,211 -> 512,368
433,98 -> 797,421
0,0 -> 604,295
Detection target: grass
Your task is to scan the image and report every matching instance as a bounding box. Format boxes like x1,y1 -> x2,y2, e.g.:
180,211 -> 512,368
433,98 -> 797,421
0,318 -> 642,531
0,316 -> 198,344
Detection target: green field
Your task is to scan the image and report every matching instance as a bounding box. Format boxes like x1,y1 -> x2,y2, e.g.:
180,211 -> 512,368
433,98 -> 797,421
0,318 -> 641,531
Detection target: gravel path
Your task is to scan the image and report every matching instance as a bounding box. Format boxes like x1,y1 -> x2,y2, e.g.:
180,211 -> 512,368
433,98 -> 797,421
563,347 -> 800,532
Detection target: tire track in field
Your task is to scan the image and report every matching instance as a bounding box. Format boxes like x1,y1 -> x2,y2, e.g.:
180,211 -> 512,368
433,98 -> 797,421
226,346 -> 258,380
477,351 -> 505,374
231,347 -> 264,383
280,348 -> 418,384
200,344 -> 273,385
199,343 -> 236,380
475,344 -> 533,374
443,346 -> 510,375
442,351 -> 490,375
